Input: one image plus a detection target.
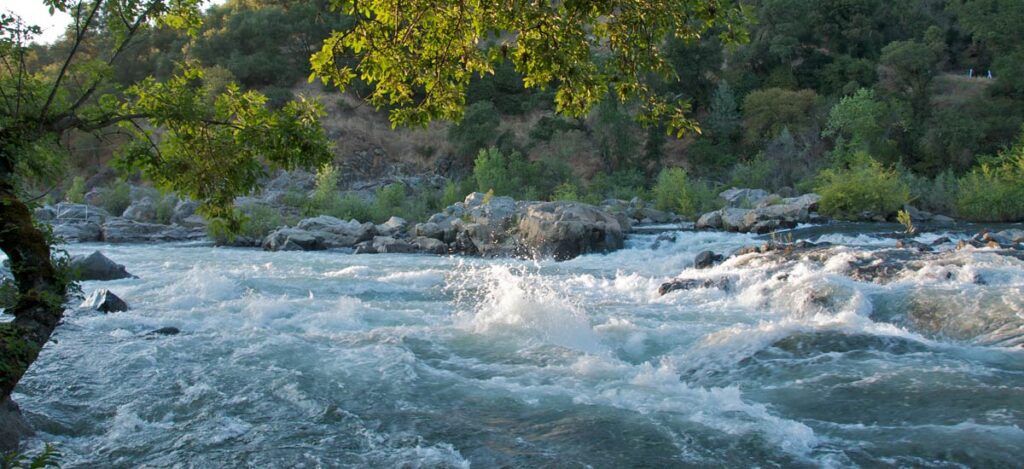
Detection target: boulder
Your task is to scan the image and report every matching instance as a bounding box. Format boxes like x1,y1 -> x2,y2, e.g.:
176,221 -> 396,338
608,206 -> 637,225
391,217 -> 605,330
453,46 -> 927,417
413,236 -> 448,254
54,202 -> 109,223
262,228 -> 324,251
719,188 -> 771,207
376,216 -> 409,237
414,222 -> 446,241
296,216 -> 375,242
372,236 -> 418,254
720,208 -> 752,231
693,250 -> 724,269
80,288 -> 129,312
517,201 -> 625,260
34,205 -> 56,222
70,251 -> 134,280
171,200 -> 200,225
696,210 -> 723,230
659,277 -> 732,295
52,220 -> 102,242
994,229 -> 1024,244
121,196 -> 156,222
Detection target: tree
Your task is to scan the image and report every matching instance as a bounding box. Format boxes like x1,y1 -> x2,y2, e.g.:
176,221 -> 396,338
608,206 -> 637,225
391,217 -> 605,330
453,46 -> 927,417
706,80 -> 741,143
0,1 -> 332,405
310,0 -> 750,136
823,88 -> 901,163
742,88 -> 821,143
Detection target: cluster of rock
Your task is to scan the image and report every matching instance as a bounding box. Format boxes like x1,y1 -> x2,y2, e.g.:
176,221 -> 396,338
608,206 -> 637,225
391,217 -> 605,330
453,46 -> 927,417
598,197 -> 680,227
36,200 -> 206,244
263,192 -> 626,260
696,188 -> 825,234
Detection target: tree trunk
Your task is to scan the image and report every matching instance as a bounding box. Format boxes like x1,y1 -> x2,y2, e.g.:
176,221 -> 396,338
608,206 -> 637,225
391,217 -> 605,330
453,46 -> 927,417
0,180 -> 67,401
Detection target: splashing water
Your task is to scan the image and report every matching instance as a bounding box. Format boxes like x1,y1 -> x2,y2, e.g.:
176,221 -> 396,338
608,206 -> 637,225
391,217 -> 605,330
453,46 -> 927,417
9,226 -> 1024,467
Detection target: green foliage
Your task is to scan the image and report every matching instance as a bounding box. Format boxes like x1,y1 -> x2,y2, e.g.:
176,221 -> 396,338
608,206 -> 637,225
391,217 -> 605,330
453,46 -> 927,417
119,66 -> 333,229
897,210 -> 915,234
815,153 -> 911,219
311,163 -> 341,210
956,133 -> 1024,222
448,101 -> 501,161
153,195 -> 176,225
311,0 -> 748,134
239,204 -> 291,241
652,167 -> 720,217
706,80 -> 741,142
441,179 -> 475,208
590,98 -> 641,171
473,147 -> 553,200
729,157 -> 772,190
743,88 -> 821,143
64,177 -> 86,204
0,323 -> 41,396
901,169 -> 959,215
824,89 -> 900,163
98,180 -> 131,216
1,443 -> 61,469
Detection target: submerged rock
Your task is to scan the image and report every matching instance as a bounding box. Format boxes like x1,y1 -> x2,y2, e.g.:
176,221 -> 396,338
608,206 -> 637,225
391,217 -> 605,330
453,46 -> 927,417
693,250 -> 724,269
80,288 -> 129,312
658,277 -> 732,295
146,327 -> 180,336
70,251 -> 134,281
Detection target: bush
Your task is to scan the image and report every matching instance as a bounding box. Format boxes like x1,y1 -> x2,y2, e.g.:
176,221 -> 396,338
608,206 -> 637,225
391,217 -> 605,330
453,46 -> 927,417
652,167 -> 721,217
815,153 -> 910,220
587,169 -> 648,201
901,168 -> 959,215
441,179 -> 475,207
449,101 -> 500,160
99,180 -> 132,215
154,195 -> 176,224
956,136 -> 1024,222
65,176 -> 86,203
473,147 -> 543,200
310,163 -> 340,209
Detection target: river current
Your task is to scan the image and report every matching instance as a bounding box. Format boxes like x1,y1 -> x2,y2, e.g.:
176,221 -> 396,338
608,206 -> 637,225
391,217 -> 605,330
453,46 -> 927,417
12,226 -> 1024,467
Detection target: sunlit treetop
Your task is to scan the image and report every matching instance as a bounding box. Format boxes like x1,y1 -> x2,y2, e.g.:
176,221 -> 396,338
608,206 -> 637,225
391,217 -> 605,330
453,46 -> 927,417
310,0 -> 749,136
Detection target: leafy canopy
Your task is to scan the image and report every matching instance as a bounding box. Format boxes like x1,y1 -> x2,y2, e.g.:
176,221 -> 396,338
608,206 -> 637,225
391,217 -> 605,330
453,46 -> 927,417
310,0 -> 749,135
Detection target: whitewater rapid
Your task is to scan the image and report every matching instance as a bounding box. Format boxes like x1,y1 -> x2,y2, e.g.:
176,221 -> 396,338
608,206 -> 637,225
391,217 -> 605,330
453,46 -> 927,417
10,226 -> 1024,467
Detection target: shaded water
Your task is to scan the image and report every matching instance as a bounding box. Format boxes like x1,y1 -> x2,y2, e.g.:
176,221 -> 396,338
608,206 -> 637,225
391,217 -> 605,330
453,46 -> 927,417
12,226 -> 1024,467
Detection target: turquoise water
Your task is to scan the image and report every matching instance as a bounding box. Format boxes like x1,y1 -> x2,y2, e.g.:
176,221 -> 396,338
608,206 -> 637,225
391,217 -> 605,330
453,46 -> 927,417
12,228 -> 1024,467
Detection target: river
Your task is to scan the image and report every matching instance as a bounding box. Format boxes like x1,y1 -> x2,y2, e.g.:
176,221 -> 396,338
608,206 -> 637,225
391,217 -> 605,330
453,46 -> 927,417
12,225 -> 1024,467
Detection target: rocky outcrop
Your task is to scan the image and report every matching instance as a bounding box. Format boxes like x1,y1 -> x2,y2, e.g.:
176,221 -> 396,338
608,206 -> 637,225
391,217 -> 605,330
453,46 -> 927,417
375,216 -> 409,237
100,218 -> 205,243
121,196 -> 157,222
693,250 -> 724,269
697,190 -> 822,233
599,197 -> 674,226
659,277 -> 732,295
70,251 -> 134,281
80,289 -> 130,312
262,216 -> 375,251
517,202 -> 625,260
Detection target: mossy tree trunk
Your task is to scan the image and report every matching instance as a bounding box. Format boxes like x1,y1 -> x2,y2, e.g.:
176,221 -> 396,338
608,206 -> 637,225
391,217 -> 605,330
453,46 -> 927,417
0,132 -> 67,401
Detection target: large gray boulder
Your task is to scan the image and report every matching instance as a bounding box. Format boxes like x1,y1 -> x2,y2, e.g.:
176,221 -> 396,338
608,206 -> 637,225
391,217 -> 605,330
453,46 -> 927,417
696,193 -> 822,233
70,251 -> 134,280
719,188 -> 771,208
720,208 -> 752,231
121,196 -> 157,223
375,216 -> 409,237
517,201 -> 625,260
413,236 -> 448,254
372,236 -> 418,254
52,220 -> 102,242
171,199 -> 200,225
54,202 -> 109,223
262,216 -> 374,251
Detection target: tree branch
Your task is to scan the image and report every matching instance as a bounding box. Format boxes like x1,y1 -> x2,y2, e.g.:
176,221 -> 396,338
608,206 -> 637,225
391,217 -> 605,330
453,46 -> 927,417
39,0 -> 103,119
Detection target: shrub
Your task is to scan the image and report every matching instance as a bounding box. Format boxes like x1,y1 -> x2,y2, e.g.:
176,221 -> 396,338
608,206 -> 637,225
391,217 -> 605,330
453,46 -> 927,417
311,163 -> 340,208
586,169 -> 648,201
332,193 -> 374,222
441,179 -> 475,207
956,137 -> 1024,222
473,147 -> 538,199
652,168 -> 721,217
99,180 -> 132,215
815,153 -> 910,220
65,176 -> 86,203
154,195 -> 176,224
900,168 -> 959,215
449,101 -> 500,160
